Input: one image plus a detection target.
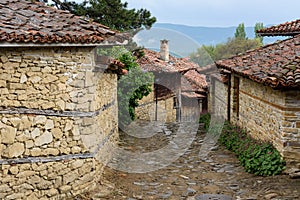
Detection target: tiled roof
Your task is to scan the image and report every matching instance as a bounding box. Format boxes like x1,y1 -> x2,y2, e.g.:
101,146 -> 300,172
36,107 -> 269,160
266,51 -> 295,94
257,19 -> 300,36
0,0 -> 115,44
182,92 -> 205,99
197,64 -> 217,74
137,49 -> 198,73
210,72 -> 229,83
216,35 -> 300,89
181,69 -> 207,99
182,69 -> 208,91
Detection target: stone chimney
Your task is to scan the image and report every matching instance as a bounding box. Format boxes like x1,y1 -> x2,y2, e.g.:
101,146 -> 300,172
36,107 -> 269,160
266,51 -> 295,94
160,39 -> 169,61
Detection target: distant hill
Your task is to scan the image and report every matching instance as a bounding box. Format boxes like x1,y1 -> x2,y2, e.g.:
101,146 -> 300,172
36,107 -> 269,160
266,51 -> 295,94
133,23 -> 286,57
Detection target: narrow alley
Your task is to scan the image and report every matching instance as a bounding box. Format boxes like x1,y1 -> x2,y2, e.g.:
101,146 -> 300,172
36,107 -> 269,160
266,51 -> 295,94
87,121 -> 300,200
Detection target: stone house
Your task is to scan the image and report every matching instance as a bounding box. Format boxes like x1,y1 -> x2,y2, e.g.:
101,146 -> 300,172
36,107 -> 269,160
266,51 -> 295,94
0,0 -> 125,199
181,69 -> 208,121
213,25 -> 300,170
135,40 -> 207,122
197,64 -> 220,114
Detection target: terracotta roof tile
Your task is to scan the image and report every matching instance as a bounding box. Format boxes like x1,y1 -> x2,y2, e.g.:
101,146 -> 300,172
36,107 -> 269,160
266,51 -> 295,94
0,0 -> 115,44
182,69 -> 208,91
197,64 -> 217,74
257,19 -> 300,37
137,49 -> 198,73
182,92 -> 205,99
216,35 -> 300,89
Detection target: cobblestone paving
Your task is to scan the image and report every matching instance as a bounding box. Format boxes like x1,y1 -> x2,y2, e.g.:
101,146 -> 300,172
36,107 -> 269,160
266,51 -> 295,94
88,121 -> 300,200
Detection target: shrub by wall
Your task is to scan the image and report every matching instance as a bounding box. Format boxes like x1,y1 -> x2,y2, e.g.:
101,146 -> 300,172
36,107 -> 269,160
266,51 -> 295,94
219,122 -> 286,176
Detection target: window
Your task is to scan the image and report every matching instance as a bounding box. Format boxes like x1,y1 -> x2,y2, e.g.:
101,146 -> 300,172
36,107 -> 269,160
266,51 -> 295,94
173,97 -> 178,108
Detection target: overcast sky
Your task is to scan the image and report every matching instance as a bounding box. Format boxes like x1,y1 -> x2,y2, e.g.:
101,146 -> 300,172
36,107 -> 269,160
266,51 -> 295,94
121,0 -> 300,27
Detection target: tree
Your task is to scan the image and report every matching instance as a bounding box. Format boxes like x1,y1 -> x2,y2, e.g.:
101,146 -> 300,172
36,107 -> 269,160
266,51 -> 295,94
41,0 -> 156,32
235,23 -> 246,39
189,45 -> 215,67
214,37 -> 261,60
254,22 -> 264,43
190,22 -> 264,66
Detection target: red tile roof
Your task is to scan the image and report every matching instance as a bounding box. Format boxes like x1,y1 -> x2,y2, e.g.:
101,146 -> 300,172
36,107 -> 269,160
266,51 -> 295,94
257,19 -> 300,37
197,64 -> 218,74
216,35 -> 300,89
181,69 -> 207,99
137,49 -> 198,73
0,0 -> 115,44
182,92 -> 205,99
182,69 -> 208,91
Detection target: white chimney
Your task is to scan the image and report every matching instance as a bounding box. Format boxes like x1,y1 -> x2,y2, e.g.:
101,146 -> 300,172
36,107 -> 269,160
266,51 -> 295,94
160,39 -> 169,61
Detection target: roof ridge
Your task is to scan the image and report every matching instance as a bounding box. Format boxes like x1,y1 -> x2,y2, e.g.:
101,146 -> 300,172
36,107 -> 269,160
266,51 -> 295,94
215,35 -> 298,64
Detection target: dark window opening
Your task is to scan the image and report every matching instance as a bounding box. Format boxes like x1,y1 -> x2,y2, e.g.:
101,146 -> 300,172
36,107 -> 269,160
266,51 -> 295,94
233,76 -> 240,118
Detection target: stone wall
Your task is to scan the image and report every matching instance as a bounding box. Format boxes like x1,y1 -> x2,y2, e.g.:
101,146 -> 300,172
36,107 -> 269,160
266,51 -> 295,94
230,76 -> 300,169
281,90 -> 300,168
209,76 -> 228,120
181,97 -> 201,122
0,47 -> 118,198
135,88 -> 176,122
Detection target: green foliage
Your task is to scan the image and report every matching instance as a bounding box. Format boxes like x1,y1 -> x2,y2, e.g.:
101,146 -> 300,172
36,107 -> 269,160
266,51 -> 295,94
189,46 -> 215,67
199,112 -> 211,131
118,67 -> 153,126
235,23 -> 246,39
219,122 -> 286,176
109,47 -> 153,126
254,22 -> 264,43
47,0 -> 156,31
190,37 -> 262,65
189,22 -> 263,66
214,37 -> 262,60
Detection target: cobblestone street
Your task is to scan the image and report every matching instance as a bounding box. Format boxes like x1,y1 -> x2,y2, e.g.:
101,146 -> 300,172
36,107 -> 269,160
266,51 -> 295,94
89,121 -> 300,200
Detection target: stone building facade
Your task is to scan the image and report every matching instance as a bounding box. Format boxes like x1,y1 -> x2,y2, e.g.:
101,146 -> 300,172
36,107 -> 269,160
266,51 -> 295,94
135,42 -> 207,122
209,73 -> 228,120
215,35 -> 300,170
0,0 -> 123,198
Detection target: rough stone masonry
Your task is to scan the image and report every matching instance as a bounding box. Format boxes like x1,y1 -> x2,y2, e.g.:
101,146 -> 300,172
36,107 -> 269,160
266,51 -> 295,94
0,46 -> 119,199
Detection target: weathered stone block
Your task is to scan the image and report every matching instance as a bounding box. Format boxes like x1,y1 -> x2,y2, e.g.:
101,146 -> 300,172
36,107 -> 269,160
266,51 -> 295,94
8,83 -> 25,90
34,131 -> 53,146
45,119 -> 54,130
34,116 -> 47,125
31,128 -> 41,139
71,160 -> 84,169
56,99 -> 66,110
51,128 -> 63,139
46,188 -> 59,197
0,184 -> 11,193
20,74 -> 27,83
27,175 -> 42,185
9,166 -> 19,175
42,74 -> 58,84
4,142 -> 24,158
36,179 -> 53,190
59,185 -> 72,193
16,170 -> 36,179
1,126 -> 16,144
71,146 -> 81,154
0,80 -> 6,87
45,148 -> 59,156
6,193 -> 24,200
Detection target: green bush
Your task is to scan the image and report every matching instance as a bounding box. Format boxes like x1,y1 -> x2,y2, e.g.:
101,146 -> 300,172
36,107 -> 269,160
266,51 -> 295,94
219,122 -> 285,176
199,113 -> 211,131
